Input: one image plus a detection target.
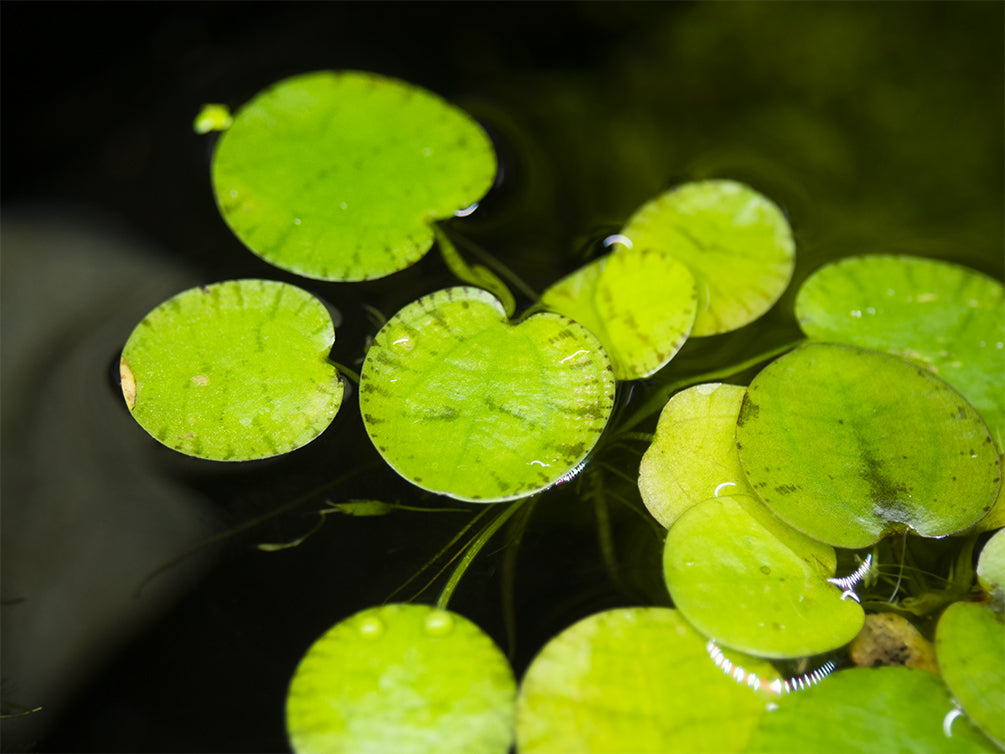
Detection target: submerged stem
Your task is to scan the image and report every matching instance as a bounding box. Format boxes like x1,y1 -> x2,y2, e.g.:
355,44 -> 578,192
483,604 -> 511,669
436,496 -> 533,610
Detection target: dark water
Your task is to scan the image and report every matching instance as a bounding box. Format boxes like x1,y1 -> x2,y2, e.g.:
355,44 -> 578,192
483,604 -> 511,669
2,3 -> 1002,751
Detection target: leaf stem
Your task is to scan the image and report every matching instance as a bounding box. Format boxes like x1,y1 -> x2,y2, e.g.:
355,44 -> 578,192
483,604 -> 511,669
436,496 -> 533,610
617,338 -> 806,434
328,359 -> 360,385
442,224 -> 541,302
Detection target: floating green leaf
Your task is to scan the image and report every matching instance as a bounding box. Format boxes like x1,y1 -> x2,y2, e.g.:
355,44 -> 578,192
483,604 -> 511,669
193,103 -> 232,134
212,71 -> 496,281
638,383 -> 753,528
736,343 -> 1001,548
977,528 -> 1005,604
935,601 -> 1005,748
746,667 -> 997,753
622,180 -> 795,336
663,494 -> 861,658
286,604 -> 515,754
516,608 -> 777,753
120,280 -> 342,461
541,247 -> 697,379
795,254 -> 1005,451
359,287 -> 616,502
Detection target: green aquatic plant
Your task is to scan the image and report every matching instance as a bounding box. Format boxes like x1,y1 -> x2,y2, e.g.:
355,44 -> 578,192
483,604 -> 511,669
119,70 -> 1004,752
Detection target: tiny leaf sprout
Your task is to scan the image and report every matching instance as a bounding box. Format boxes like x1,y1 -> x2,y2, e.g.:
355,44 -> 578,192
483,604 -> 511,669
705,639 -> 837,695
826,553 -> 873,603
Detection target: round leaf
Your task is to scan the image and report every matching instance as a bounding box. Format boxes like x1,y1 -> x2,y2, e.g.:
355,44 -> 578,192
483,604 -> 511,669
359,287 -> 616,502
663,494 -> 862,658
120,280 -> 342,461
977,528 -> 1005,602
736,343 -> 1001,548
516,608 -> 777,754
212,71 -> 496,281
746,667 -> 997,753
622,180 -> 795,336
935,601 -> 1005,748
795,254 -> 1005,451
541,247 -> 697,379
286,604 -> 515,754
639,383 -> 754,528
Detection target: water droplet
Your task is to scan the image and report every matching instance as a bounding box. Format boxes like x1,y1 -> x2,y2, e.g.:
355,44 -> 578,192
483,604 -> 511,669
850,310 -> 862,318
760,565 -> 771,575
454,202 -> 479,217
424,610 -> 453,636
358,615 -> 384,639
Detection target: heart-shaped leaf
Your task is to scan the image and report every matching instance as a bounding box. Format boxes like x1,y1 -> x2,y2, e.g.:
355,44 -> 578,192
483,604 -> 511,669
541,247 -> 697,379
795,254 -> 1005,451
212,71 -> 496,281
639,383 -> 754,528
359,287 -> 616,502
736,343 -> 1001,548
120,280 -> 343,461
622,180 -> 795,336
516,608 -> 778,753
935,601 -> 1005,748
286,604 -> 516,754
746,667 -> 997,753
663,494 -> 862,658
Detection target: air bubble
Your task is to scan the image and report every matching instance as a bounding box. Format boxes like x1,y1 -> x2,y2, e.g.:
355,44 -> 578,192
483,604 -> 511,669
424,610 -> 454,636
358,615 -> 384,639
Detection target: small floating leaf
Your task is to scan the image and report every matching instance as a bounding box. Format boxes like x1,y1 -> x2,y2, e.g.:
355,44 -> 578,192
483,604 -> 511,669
286,604 -> 516,754
977,528 -> 1005,603
193,103 -> 232,134
935,601 -> 1005,748
120,280 -> 342,461
746,667 -> 996,753
516,608 -> 777,753
541,247 -> 697,379
638,382 -> 753,528
212,71 -> 496,281
359,287 -> 616,502
622,180 -> 795,336
795,254 -> 1005,451
736,343 -> 1001,548
663,494 -> 861,659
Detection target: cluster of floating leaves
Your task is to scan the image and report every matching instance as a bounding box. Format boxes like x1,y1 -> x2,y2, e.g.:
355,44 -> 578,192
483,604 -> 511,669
119,72 -> 1003,753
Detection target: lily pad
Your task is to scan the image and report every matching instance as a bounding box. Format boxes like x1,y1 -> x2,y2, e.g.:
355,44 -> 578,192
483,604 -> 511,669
746,666 -> 997,753
935,601 -> 1005,748
638,383 -> 754,528
286,604 -> 516,754
212,71 -> 496,281
736,343 -> 1001,548
541,247 -> 697,379
795,254 -> 1005,451
663,494 -> 862,658
622,180 -> 795,336
516,608 -> 778,753
977,528 -> 1005,603
120,280 -> 343,461
359,287 -> 616,502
